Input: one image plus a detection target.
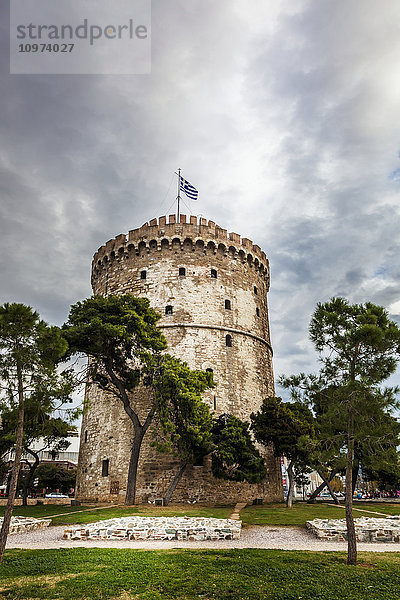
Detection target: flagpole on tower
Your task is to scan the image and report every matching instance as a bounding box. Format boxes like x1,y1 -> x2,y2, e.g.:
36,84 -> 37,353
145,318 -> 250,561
175,170 -> 198,216
177,167 -> 181,222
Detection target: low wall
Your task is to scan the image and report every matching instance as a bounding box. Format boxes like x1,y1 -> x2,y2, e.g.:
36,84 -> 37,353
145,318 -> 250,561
306,516 -> 400,543
64,516 -> 241,541
0,498 -> 72,506
0,516 -> 51,535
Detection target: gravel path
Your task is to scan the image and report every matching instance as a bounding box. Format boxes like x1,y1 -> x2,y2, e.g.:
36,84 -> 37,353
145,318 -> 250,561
6,525 -> 400,552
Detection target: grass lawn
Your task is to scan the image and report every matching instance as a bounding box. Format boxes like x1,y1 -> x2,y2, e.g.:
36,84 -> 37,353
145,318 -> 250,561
2,500 -> 400,527
0,548 -> 399,599
0,504 -> 234,526
240,501 -> 400,527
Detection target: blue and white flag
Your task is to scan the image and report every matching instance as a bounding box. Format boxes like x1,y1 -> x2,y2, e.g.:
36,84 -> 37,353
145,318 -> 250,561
179,176 -> 198,200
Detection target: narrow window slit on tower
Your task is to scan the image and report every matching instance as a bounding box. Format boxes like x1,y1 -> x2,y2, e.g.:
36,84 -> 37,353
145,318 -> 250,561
225,299 -> 231,310
179,267 -> 186,276
84,430 -> 88,443
225,334 -> 232,347
211,269 -> 217,278
213,396 -> 217,410
256,307 -> 260,317
141,270 -> 147,280
254,286 -> 258,294
102,459 -> 109,477
165,305 -> 173,315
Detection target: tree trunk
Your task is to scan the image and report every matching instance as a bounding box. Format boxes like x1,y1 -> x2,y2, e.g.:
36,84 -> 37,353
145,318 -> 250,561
321,474 -> 340,505
352,458 -> 359,497
307,470 -> 337,503
125,427 -> 145,505
5,470 -> 12,498
164,462 -> 187,506
106,362 -> 156,507
22,450 -> 40,507
21,463 -> 29,507
286,460 -> 295,508
0,365 -> 25,562
345,405 -> 357,565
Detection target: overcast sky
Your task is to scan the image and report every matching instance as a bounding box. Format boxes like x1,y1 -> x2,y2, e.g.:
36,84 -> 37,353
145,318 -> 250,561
2,0 -> 400,393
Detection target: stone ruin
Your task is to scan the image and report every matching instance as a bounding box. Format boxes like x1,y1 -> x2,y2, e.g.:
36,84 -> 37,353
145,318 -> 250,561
306,515 -> 400,543
1,516 -> 51,535
63,516 -> 241,541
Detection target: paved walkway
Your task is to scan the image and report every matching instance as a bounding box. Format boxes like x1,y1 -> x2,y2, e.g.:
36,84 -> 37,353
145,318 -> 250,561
228,502 -> 247,520
5,524 -> 400,553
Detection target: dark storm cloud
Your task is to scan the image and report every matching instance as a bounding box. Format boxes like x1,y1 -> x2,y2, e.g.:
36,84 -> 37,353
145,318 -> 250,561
1,0 -> 400,388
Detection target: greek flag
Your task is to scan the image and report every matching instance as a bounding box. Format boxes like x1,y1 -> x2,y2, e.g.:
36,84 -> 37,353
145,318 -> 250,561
179,176 -> 198,200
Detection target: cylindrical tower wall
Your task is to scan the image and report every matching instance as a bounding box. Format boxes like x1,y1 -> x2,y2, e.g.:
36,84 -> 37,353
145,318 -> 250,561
76,215 -> 282,503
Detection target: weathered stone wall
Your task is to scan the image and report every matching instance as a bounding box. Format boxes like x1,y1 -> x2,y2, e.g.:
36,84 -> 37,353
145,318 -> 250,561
76,215 -> 282,504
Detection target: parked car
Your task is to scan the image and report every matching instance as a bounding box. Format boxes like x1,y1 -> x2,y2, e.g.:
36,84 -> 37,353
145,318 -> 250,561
45,493 -> 70,498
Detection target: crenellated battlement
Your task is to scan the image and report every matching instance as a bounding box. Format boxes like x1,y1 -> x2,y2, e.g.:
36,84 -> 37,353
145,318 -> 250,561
92,215 -> 269,281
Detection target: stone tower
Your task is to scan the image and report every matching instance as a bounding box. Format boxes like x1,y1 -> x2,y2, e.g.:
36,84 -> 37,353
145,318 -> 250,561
76,215 -> 282,503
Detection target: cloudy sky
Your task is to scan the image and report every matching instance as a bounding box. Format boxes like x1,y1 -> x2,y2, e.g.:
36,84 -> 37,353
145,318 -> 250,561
2,0 -> 400,392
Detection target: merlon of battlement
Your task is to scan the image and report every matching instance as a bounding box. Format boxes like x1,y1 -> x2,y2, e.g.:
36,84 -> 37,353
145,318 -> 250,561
94,215 -> 268,266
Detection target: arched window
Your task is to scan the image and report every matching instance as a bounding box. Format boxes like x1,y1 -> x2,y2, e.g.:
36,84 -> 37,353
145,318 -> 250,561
165,305 -> 173,315
179,267 -> 186,276
225,334 -> 232,347
225,299 -> 231,310
141,270 -> 147,280
211,269 -> 217,279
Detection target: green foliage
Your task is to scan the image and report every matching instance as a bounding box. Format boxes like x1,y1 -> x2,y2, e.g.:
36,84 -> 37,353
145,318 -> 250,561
0,303 -> 70,390
0,303 -> 75,460
281,298 -> 400,561
64,297 -> 214,463
309,298 -> 400,386
63,295 -> 166,379
63,295 -> 214,503
150,354 -> 214,463
280,299 -> 400,480
211,414 -> 266,483
0,303 -> 76,557
0,303 -> 76,496
35,464 -> 76,493
251,397 -> 315,466
280,299 -> 400,464
0,302 -> 67,376
0,304 -> 74,417
1,400 -> 76,453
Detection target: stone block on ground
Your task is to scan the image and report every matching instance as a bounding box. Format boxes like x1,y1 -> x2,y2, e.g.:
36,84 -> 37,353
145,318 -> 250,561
1,516 -> 51,535
63,516 -> 241,542
306,515 -> 400,542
